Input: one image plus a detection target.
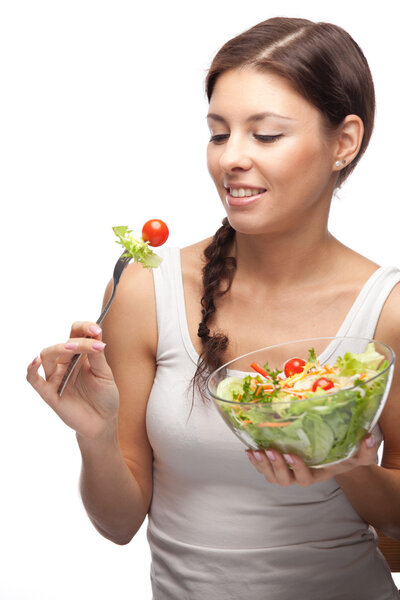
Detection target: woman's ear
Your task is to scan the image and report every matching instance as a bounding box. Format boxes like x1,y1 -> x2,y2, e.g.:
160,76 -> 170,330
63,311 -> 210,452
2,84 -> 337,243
333,114 -> 364,171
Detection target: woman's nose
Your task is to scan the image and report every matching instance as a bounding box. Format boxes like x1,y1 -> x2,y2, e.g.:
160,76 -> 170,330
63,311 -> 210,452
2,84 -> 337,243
219,137 -> 253,172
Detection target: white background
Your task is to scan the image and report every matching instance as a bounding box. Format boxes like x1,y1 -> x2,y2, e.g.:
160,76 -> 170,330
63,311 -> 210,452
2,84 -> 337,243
1,0 -> 399,597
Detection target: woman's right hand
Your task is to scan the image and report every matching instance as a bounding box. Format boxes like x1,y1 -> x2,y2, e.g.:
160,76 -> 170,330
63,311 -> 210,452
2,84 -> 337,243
26,321 -> 119,441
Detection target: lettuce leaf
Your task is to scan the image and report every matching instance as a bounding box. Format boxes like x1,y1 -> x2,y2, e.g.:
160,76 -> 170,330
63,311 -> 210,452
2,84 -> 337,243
335,343 -> 385,376
113,226 -> 163,269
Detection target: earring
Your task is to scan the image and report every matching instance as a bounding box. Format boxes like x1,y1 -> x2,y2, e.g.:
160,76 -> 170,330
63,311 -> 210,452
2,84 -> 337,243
335,159 -> 347,168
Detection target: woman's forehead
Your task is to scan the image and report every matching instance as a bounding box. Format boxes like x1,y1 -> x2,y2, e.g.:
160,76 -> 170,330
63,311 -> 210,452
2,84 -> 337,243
208,68 -> 320,125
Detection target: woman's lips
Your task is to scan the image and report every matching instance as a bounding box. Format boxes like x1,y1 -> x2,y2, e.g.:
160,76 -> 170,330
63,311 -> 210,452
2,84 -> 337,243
225,189 -> 266,207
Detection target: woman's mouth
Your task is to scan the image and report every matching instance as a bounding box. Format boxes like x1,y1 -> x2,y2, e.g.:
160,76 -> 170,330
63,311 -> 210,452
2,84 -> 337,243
225,186 -> 267,207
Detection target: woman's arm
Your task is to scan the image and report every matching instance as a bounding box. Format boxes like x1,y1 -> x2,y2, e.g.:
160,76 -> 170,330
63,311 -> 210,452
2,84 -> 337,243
27,262 -> 157,545
334,283 -> 400,539
77,262 -> 157,544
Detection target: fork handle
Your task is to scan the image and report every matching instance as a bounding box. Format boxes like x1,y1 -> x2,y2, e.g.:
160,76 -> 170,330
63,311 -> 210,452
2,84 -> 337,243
57,287 -> 117,396
57,353 -> 83,396
57,252 -> 131,397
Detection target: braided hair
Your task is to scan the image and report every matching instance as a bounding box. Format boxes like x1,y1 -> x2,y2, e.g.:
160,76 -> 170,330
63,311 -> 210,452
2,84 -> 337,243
192,217 -> 236,397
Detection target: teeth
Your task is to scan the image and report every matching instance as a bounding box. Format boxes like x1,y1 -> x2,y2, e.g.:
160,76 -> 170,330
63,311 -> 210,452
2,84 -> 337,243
229,187 -> 265,198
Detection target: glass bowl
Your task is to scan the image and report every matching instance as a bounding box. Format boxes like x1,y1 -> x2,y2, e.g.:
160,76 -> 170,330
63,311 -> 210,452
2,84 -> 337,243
206,336 -> 394,468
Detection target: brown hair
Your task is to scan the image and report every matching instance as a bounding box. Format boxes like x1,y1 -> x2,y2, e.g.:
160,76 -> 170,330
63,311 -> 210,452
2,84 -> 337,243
193,17 -> 376,396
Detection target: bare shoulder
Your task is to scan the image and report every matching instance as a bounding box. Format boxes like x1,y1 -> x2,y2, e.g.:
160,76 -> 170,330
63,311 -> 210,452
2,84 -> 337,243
180,237 -> 211,286
102,261 -> 158,358
333,241 -> 380,286
180,237 -> 211,269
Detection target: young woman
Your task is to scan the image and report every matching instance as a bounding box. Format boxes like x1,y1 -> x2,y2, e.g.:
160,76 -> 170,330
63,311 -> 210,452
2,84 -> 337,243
27,17 -> 400,599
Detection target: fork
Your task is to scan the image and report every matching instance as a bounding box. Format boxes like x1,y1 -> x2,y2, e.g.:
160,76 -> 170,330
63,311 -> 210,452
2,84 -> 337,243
57,252 -> 132,396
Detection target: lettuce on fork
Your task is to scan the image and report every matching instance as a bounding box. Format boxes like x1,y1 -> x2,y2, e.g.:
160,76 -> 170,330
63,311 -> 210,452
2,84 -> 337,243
113,226 -> 163,269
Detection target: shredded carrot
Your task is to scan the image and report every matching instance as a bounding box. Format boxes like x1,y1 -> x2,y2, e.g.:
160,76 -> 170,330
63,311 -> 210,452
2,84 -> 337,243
250,362 -> 270,378
262,383 -> 275,391
255,383 -> 275,396
250,378 -> 259,391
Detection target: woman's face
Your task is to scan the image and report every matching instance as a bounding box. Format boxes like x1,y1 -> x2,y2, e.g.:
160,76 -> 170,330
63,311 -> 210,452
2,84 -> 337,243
207,67 -> 338,236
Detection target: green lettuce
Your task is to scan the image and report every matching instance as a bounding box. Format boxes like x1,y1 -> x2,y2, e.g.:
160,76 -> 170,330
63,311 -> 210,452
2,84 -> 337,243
335,342 -> 385,376
113,226 -> 163,269
216,343 -> 390,466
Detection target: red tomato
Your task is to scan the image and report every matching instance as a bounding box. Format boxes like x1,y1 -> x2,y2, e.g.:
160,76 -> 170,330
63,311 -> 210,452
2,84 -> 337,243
312,377 -> 334,392
284,357 -> 306,378
142,219 -> 169,247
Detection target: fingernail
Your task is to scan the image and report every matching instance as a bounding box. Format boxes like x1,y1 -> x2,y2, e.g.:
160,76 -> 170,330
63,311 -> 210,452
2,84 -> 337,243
283,453 -> 295,465
365,434 -> 375,449
31,356 -> 38,365
254,451 -> 264,462
89,325 -> 102,335
92,341 -> 106,351
64,342 -> 79,350
266,450 -> 276,461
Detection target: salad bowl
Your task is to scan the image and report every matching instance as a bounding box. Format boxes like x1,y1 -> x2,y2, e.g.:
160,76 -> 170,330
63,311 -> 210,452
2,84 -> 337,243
206,336 -> 394,468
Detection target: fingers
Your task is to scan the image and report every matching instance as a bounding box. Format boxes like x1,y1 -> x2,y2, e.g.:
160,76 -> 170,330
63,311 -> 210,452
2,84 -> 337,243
37,338 -> 102,381
353,433 -> 382,466
245,432 -> 383,488
27,338 -> 110,394
246,449 -> 297,486
26,355 -> 55,406
69,321 -> 103,340
246,449 -> 320,486
26,320 -> 108,400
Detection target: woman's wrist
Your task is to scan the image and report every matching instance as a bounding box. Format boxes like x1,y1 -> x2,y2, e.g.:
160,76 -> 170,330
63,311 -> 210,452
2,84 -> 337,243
76,416 -> 120,453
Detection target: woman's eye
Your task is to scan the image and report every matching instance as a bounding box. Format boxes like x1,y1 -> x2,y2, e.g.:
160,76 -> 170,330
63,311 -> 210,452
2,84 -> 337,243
209,134 -> 229,144
254,134 -> 283,143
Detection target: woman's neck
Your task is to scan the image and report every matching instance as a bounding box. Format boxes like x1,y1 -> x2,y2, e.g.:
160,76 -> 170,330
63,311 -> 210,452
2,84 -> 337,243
232,226 -> 341,291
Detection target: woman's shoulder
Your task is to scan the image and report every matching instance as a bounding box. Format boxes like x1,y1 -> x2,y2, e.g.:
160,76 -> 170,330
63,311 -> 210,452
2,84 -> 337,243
181,237 -> 212,259
180,237 -> 212,275
102,260 -> 158,356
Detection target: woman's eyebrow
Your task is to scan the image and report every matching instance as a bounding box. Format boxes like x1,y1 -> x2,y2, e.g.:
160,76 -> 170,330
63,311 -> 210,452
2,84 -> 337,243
206,111 -> 295,123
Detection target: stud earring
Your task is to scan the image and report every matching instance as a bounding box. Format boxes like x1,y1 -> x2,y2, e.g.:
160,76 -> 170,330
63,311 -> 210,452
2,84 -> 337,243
335,159 -> 347,168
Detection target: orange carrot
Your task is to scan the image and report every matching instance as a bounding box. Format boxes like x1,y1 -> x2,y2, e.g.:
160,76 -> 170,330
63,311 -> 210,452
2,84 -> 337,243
250,362 -> 270,378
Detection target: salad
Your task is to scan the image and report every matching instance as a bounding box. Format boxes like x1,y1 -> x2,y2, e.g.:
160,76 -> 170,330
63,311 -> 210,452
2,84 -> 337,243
113,219 -> 169,269
215,343 -> 390,466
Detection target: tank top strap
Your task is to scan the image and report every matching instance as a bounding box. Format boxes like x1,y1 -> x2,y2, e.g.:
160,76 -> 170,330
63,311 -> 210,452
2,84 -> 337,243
151,247 -> 181,361
335,266 -> 400,339
151,247 -> 199,366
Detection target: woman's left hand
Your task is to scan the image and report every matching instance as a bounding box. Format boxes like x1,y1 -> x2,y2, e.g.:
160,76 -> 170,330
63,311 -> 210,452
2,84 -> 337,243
246,432 -> 382,486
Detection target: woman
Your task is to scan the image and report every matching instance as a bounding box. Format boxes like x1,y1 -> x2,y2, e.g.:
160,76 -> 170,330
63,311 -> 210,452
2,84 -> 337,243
27,17 -> 400,599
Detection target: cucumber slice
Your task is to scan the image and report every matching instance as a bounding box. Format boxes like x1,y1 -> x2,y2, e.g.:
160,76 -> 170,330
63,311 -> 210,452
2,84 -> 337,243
216,376 -> 244,400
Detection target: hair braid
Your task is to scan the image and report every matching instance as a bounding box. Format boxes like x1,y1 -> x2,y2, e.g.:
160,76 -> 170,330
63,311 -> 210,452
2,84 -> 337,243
192,217 -> 236,396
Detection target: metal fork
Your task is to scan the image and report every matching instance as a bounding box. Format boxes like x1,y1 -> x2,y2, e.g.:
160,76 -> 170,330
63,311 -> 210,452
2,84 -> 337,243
57,252 -> 132,396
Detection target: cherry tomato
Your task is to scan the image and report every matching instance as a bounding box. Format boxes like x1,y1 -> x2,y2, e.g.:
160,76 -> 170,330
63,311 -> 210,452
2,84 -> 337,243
142,219 -> 169,247
284,357 -> 306,378
312,377 -> 334,392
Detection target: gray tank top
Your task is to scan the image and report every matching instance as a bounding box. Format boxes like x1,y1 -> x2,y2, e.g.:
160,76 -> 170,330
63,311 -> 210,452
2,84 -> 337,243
146,247 -> 400,600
